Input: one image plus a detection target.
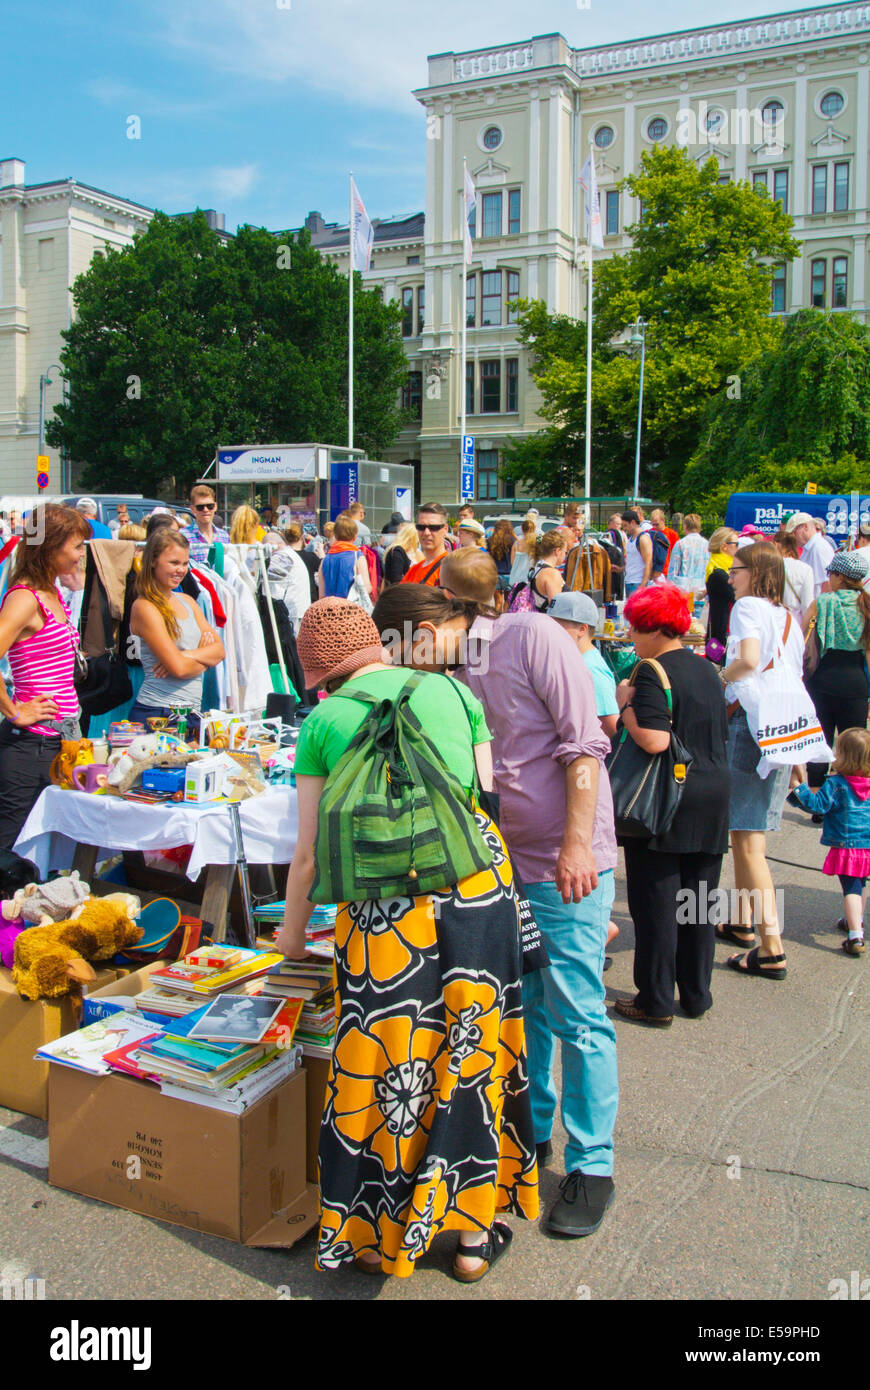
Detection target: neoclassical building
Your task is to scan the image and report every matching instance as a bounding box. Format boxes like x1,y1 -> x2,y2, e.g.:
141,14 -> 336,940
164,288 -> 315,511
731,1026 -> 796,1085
316,4 -> 870,503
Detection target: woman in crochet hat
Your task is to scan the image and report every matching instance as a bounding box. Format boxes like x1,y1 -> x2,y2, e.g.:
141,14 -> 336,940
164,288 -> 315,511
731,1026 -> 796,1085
802,548 -> 870,790
276,598 -> 538,1282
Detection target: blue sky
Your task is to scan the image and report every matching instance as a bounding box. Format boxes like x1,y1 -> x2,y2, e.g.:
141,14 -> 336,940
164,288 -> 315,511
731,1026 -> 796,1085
3,0 -> 813,231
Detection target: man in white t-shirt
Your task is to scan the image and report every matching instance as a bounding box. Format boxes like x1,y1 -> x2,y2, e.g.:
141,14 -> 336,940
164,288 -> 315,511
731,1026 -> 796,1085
785,512 -> 835,599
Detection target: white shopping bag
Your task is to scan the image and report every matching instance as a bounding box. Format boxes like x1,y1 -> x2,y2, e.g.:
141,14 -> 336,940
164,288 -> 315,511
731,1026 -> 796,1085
730,665 -> 832,779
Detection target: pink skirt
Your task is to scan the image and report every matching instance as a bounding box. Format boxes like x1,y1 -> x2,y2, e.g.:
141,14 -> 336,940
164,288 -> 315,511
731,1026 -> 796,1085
823,847 -> 870,877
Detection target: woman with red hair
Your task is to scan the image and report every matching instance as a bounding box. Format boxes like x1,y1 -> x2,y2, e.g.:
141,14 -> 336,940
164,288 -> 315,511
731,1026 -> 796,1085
612,583 -> 731,1025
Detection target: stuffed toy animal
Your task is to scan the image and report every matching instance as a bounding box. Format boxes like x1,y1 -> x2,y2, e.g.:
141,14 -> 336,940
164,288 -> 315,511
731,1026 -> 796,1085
1,870 -> 91,928
107,733 -> 203,795
49,739 -> 94,789
11,896 -> 144,1000
0,917 -> 26,970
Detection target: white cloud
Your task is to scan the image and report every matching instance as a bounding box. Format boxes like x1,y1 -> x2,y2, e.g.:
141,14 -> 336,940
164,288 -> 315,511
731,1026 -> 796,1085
211,163 -> 259,199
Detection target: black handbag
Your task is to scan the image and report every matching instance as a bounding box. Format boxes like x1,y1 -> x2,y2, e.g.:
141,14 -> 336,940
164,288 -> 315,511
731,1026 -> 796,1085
75,558 -> 133,717
605,657 -> 693,838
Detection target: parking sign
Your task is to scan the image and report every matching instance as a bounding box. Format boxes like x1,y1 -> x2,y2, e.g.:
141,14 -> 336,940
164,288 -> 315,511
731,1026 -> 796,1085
461,436 -> 475,500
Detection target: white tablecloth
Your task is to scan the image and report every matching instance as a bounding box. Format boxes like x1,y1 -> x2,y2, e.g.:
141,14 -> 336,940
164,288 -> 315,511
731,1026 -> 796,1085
14,786 -> 298,881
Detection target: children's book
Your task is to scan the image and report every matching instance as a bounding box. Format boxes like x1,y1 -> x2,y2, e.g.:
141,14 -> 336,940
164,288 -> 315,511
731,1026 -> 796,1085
36,1015 -> 163,1075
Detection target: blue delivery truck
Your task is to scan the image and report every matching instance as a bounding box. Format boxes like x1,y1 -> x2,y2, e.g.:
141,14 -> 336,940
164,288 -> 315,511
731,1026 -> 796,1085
725,491 -> 870,541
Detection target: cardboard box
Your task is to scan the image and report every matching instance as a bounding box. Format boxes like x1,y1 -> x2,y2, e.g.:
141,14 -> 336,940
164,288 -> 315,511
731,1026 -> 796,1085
49,1066 -> 318,1247
0,967 -> 119,1119
301,1054 -> 330,1184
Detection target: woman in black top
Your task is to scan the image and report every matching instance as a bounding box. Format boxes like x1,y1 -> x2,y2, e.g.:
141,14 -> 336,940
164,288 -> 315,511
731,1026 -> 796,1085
705,527 -> 739,651
804,549 -> 870,787
613,584 -> 731,1025
382,522 -> 422,586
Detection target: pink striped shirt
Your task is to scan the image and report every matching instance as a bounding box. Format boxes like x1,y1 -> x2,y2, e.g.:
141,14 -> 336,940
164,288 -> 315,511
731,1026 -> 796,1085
3,585 -> 80,735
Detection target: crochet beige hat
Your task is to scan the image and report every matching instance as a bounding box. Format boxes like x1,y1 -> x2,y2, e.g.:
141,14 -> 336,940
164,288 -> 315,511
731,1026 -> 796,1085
296,597 -> 386,689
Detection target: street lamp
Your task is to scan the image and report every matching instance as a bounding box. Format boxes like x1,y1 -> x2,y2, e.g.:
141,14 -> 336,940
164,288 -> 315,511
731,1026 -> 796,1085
38,363 -> 64,490
627,318 -> 648,503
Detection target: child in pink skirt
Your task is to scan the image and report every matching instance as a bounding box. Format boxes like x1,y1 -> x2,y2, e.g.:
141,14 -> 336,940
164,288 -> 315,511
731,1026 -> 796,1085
788,727 -> 870,956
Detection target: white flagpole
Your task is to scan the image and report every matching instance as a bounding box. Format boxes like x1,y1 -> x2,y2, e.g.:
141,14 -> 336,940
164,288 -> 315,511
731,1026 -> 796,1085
584,239 -> 593,525
460,159 -> 468,490
348,173 -> 354,450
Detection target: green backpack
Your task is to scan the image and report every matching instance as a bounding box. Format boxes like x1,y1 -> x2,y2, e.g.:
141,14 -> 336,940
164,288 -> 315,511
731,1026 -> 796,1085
310,670 -> 493,903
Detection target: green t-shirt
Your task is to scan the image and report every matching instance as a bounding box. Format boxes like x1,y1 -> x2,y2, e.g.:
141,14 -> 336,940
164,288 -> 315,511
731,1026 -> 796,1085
293,667 -> 491,796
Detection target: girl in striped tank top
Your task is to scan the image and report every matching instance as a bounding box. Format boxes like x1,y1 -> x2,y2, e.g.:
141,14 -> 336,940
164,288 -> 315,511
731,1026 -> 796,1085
0,504 -> 90,849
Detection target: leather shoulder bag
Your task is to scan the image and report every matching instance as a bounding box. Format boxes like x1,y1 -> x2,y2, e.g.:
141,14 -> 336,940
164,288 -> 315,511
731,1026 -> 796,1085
605,657 -> 693,838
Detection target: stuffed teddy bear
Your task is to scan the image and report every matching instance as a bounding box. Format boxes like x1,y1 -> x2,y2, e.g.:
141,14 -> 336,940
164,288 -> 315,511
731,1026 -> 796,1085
107,733 -> 203,795
1,870 -> 91,929
11,896 -> 144,1000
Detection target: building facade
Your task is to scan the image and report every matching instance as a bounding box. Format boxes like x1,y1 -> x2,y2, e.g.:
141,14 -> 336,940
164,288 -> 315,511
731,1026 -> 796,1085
0,159 -> 155,494
315,4 -> 870,504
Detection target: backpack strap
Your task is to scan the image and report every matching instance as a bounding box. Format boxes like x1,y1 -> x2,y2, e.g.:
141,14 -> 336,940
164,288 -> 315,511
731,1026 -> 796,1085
417,556 -> 444,586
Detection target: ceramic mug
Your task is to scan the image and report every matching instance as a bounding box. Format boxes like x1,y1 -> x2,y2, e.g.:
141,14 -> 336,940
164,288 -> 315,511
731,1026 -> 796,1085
72,763 -> 111,794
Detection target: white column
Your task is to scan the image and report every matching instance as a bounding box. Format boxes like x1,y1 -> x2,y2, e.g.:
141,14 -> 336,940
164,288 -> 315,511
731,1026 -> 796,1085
853,235 -> 866,310
528,92 -> 541,232
734,83 -> 748,183
441,107 -> 454,244
527,257 -> 539,298
547,86 -> 563,230
792,75 -> 808,219
855,65 -> 869,217
623,98 -> 637,223
440,267 -> 453,331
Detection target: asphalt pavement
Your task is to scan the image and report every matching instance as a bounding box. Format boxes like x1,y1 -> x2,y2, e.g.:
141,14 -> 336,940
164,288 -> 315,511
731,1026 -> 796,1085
1,801 -> 867,1302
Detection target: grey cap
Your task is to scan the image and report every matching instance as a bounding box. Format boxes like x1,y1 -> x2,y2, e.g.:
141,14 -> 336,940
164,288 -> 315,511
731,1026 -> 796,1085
547,591 -> 600,626
827,548 -> 870,582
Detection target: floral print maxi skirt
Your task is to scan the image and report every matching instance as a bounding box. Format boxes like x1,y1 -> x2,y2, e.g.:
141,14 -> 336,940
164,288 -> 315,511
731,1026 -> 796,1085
315,812 -> 539,1277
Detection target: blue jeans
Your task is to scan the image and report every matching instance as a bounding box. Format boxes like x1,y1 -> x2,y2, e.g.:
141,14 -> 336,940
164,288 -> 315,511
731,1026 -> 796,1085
625,582 -> 642,598
522,872 -> 617,1176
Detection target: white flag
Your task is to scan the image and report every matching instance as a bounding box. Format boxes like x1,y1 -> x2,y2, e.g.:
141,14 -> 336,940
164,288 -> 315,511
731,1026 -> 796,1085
579,155 -> 604,250
463,167 -> 477,265
350,177 -> 374,272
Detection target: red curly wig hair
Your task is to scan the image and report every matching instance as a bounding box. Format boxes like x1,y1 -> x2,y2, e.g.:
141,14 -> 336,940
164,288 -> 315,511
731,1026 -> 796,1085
623,582 -> 691,638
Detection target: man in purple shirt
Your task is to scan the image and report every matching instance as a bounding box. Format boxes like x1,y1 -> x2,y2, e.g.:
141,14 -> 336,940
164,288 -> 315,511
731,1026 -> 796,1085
448,550 -> 619,1238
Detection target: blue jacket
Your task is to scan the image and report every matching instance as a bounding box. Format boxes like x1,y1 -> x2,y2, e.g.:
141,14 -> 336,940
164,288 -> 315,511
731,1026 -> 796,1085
791,776 -> 870,849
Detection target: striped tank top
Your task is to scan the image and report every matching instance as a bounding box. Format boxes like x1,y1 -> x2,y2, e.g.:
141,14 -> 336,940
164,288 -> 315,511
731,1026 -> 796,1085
3,585 -> 80,736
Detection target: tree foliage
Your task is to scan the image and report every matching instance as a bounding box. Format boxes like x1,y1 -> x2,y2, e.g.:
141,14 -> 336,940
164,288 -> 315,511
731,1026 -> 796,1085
679,309 -> 870,514
46,212 -> 407,495
502,146 -> 799,501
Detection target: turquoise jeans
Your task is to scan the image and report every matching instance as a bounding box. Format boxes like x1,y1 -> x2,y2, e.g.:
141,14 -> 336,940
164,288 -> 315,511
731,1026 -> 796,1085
522,872 -> 617,1176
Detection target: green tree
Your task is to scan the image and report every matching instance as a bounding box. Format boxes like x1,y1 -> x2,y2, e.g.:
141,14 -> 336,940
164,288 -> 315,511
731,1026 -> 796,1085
502,146 -> 799,500
679,309 -> 870,515
46,212 -> 407,494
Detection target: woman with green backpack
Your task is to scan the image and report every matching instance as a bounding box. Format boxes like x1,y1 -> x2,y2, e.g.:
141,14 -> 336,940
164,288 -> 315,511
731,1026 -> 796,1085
275,597 -> 538,1282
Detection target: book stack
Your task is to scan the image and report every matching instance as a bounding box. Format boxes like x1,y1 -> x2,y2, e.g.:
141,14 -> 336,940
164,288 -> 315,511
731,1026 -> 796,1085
133,947 -> 285,1021
261,957 -> 335,1058
254,901 -> 337,959
135,995 -> 303,1113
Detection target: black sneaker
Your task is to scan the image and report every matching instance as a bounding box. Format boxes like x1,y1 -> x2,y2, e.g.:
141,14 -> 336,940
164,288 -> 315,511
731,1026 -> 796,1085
536,1139 -> 553,1168
547,1171 -> 614,1237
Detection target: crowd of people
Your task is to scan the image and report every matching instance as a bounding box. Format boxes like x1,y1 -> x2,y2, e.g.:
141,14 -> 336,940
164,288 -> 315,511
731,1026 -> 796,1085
1,487 -> 869,1286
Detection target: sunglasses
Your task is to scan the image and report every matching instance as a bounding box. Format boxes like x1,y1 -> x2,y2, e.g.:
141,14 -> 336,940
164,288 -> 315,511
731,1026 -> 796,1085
193,502 -> 216,511
417,522 -> 446,532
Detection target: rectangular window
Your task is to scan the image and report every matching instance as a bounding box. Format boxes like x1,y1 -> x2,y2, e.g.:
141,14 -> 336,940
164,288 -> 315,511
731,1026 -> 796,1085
481,270 -> 502,326
508,189 -> 521,235
773,168 -> 788,212
605,190 -> 619,235
477,449 -> 499,500
812,164 -> 828,214
717,175 -> 731,185
401,287 -> 414,337
406,254 -> 420,264
402,371 -> 422,419
482,192 -> 502,238
466,273 -> 476,328
771,264 -> 786,313
416,285 -> 425,334
834,162 -> 849,213
811,258 -> 827,307
833,256 -> 848,308
506,357 -> 519,412
506,270 -> 520,325
466,361 -> 475,415
753,171 -> 768,195
638,198 -> 647,221
480,359 -> 501,413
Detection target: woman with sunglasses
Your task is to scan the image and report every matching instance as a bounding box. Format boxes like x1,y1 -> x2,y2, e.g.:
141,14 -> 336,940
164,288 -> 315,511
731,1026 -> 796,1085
402,503 -> 452,586
717,543 -> 804,980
